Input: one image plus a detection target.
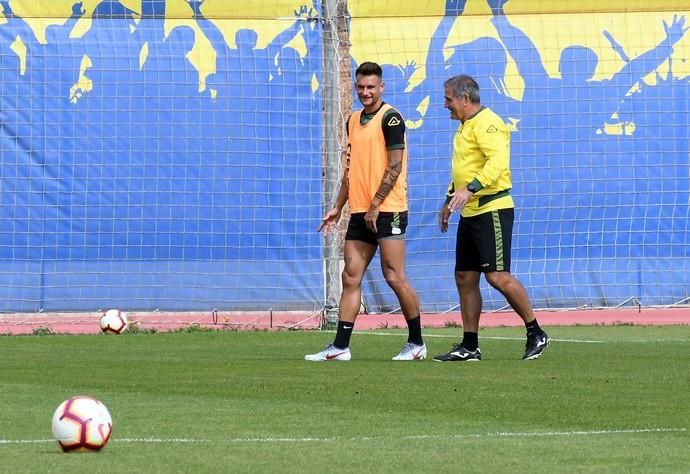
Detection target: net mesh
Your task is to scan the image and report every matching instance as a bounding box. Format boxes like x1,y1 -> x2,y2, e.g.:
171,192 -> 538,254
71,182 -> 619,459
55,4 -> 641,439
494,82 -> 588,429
0,0 -> 688,318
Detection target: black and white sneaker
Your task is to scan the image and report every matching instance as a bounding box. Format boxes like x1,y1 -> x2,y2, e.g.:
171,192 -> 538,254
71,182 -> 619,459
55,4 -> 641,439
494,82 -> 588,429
432,344 -> 481,362
523,331 -> 550,360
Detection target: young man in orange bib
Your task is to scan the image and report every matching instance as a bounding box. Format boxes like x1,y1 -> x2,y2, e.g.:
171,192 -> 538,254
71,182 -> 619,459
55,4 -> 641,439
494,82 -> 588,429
305,62 -> 425,361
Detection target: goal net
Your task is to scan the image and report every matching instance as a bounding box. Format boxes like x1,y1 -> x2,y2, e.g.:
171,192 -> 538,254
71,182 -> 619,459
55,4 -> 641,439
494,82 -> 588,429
0,0 -> 688,318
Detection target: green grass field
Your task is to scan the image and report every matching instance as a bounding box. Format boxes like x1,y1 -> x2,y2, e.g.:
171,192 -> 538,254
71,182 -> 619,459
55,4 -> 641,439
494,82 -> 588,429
1,325 -> 689,473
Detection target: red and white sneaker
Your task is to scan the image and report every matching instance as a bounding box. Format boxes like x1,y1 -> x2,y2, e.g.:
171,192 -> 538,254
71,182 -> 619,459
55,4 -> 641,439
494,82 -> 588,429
392,342 -> 427,361
304,344 -> 351,361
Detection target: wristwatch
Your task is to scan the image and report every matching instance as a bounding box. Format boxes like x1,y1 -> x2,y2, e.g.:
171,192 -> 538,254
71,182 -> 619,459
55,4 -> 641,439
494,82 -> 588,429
466,183 -> 480,194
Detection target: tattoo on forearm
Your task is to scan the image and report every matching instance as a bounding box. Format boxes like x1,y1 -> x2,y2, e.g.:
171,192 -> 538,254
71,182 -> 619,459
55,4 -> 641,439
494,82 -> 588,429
375,185 -> 392,202
374,160 -> 403,203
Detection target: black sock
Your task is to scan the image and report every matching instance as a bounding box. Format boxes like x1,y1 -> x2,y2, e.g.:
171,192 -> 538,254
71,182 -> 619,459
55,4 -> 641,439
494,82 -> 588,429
525,319 -> 542,335
461,332 -> 478,351
405,315 -> 423,345
333,321 -> 354,349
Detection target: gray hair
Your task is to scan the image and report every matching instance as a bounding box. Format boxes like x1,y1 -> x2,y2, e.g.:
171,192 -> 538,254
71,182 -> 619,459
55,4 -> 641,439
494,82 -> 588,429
444,75 -> 480,104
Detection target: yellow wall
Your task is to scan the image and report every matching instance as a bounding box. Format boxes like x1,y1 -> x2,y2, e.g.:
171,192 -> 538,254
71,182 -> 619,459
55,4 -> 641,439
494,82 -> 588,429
348,0 -> 690,98
4,0 -> 688,97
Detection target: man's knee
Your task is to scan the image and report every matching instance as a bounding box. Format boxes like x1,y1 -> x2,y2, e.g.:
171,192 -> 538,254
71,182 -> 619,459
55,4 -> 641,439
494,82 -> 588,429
455,270 -> 479,288
382,268 -> 406,289
485,271 -> 514,290
341,269 -> 363,289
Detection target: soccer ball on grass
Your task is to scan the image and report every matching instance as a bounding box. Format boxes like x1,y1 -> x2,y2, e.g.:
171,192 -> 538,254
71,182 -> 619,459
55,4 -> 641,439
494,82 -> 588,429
99,309 -> 128,334
51,396 -> 113,452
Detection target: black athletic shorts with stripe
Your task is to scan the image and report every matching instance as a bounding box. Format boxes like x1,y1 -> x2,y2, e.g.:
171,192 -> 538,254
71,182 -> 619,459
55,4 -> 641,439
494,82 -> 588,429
455,208 -> 513,273
346,211 -> 408,246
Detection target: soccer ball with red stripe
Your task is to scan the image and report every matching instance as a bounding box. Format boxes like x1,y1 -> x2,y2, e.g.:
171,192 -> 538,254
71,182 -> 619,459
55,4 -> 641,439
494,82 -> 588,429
99,309 -> 129,334
51,396 -> 113,452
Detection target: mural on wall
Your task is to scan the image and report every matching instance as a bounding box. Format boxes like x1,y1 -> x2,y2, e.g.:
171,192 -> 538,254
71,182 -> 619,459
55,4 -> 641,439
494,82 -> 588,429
0,0 -> 688,311
347,0 -> 690,309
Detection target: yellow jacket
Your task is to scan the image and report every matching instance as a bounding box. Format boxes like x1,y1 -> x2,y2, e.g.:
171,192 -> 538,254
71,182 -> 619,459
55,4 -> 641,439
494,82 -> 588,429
447,107 -> 514,217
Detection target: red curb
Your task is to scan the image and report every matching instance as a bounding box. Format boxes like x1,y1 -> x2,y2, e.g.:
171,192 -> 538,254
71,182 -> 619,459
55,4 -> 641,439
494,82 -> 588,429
1,308 -> 688,334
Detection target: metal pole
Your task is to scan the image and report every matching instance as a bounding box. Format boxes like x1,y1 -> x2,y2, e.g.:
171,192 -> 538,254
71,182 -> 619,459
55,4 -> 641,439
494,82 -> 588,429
321,0 -> 349,328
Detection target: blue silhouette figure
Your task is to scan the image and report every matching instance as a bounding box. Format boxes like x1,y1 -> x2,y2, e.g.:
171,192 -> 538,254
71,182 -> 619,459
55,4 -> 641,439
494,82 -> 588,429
0,1 -> 44,258
270,5 -> 320,93
0,13 -> 22,91
410,0 -> 517,130
488,0 -> 688,136
271,46 -> 316,113
46,2 -> 85,44
1,1 -> 91,261
616,56 -> 690,141
43,2 -> 87,99
376,61 -> 427,124
187,0 -> 309,179
130,0 -> 168,46
0,0 -> 52,160
194,1 -> 322,257
267,6 -> 321,161
142,25 -> 198,98
84,0 -> 140,81
0,0 -> 42,72
140,0 -> 165,18
270,3 -> 321,120
92,0 -> 137,18
188,0 -> 305,102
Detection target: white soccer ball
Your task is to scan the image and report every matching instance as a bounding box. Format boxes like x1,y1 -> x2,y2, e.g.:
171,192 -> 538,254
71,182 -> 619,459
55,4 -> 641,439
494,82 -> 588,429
99,309 -> 128,334
51,396 -> 113,452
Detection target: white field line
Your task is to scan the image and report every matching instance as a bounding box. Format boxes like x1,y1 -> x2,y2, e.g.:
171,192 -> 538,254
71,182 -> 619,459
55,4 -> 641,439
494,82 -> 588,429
350,331 -> 690,344
1,427 -> 686,446
350,331 -> 606,344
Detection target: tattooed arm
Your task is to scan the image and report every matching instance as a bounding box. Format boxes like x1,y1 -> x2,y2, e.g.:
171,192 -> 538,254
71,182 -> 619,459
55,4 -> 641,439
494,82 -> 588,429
364,108 -> 406,233
370,149 -> 404,211
365,148 -> 404,233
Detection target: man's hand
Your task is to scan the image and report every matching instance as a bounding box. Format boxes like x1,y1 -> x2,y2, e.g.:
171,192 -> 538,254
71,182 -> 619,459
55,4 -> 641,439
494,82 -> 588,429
439,205 -> 452,233
364,206 -> 379,234
317,208 -> 341,233
447,187 -> 474,213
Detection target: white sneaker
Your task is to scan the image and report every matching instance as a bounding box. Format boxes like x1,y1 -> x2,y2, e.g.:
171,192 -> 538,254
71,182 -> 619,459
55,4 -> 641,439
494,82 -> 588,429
392,342 -> 427,360
304,344 -> 351,361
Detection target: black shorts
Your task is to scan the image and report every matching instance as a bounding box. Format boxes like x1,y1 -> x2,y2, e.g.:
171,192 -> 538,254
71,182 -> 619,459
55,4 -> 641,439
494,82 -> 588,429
346,211 -> 408,246
455,208 -> 513,272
